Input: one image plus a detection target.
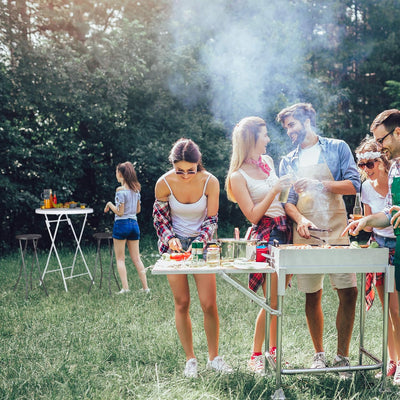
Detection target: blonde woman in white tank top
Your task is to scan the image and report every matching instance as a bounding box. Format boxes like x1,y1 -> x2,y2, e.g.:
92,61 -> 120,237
226,117 -> 292,374
153,138 -> 232,378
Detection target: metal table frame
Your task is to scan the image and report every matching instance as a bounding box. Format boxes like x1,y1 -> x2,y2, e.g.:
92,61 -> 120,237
152,251 -> 394,400
35,208 -> 94,292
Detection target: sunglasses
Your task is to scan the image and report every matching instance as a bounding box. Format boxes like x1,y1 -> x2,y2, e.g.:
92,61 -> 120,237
357,160 -> 376,169
175,169 -> 197,175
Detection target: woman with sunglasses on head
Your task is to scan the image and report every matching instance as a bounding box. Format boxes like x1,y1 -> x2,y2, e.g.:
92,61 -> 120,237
355,138 -> 400,383
225,116 -> 292,374
153,138 -> 232,378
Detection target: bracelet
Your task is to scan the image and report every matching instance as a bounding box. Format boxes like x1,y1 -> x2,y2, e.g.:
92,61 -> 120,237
317,182 -> 325,192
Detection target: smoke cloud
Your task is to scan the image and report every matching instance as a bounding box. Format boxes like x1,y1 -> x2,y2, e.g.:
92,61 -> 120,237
167,0 -> 338,128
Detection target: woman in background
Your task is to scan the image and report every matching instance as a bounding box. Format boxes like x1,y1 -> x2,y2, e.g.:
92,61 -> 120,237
225,116 -> 292,374
355,138 -> 400,384
153,138 -> 232,378
104,161 -> 150,294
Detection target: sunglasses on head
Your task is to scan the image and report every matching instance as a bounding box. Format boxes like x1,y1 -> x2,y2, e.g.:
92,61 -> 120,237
357,160 -> 376,169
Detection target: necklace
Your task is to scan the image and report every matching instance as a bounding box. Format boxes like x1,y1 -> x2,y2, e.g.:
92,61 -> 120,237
244,156 -> 271,176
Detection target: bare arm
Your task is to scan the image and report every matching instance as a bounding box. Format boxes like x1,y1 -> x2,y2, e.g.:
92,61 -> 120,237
294,178 -> 356,196
104,201 -> 125,217
342,211 -> 390,236
230,171 -> 287,224
205,175 -> 220,217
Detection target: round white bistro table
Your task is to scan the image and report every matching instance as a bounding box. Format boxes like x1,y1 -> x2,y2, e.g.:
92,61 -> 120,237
35,207 -> 94,292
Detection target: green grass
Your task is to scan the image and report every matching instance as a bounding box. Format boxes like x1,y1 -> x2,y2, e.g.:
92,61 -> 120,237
1,235 -> 399,399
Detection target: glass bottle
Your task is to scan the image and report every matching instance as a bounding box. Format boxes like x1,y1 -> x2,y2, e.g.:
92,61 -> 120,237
353,193 -> 363,220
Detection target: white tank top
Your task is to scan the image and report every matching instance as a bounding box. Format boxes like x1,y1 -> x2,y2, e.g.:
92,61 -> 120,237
163,174 -> 211,238
238,168 -> 285,218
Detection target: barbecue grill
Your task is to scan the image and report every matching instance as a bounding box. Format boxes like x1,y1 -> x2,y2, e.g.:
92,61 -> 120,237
266,242 -> 394,399
152,243 -> 394,400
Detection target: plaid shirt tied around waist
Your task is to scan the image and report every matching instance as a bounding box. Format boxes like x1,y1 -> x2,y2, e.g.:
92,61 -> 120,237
248,215 -> 291,293
152,199 -> 218,254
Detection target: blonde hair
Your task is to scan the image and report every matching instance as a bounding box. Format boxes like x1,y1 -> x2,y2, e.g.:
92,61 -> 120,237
225,116 -> 266,202
355,137 -> 391,179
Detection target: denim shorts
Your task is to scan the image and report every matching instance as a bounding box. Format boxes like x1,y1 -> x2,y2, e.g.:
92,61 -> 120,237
112,219 -> 140,240
267,227 -> 288,245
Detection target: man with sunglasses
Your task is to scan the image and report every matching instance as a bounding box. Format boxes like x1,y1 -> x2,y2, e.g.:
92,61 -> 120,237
343,110 -> 400,382
278,103 -> 361,378
344,109 -> 400,243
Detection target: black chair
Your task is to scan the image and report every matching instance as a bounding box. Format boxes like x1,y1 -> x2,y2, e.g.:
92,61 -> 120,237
14,234 -> 48,299
88,232 -> 120,295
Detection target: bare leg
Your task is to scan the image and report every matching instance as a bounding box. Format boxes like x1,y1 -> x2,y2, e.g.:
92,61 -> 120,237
377,285 -> 400,361
305,290 -> 324,353
389,290 -> 400,361
127,240 -> 149,290
167,274 -> 195,360
336,287 -> 358,356
194,274 -> 219,360
113,238 -> 129,290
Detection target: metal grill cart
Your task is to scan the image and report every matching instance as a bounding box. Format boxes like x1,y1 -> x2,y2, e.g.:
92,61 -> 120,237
152,245 -> 394,400
268,244 -> 393,399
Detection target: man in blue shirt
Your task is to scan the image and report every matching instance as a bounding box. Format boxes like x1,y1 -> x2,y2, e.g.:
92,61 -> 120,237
277,103 -> 360,376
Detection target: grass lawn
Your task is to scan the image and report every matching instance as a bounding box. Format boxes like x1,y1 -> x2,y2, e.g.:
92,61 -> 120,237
1,235 -> 399,399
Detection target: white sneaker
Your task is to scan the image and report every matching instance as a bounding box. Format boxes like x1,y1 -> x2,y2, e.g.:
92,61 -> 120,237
248,355 -> 264,374
139,288 -> 151,294
207,356 -> 233,374
184,358 -> 198,378
333,355 -> 352,380
116,288 -> 130,294
393,361 -> 400,385
311,352 -> 326,369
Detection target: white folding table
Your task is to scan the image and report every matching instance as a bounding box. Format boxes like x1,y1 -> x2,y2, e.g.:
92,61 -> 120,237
35,208 -> 94,292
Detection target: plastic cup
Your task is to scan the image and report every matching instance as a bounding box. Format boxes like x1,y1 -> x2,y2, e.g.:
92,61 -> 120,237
279,187 -> 290,203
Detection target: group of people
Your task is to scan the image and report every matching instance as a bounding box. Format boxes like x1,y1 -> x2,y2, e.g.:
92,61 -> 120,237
104,103 -> 400,383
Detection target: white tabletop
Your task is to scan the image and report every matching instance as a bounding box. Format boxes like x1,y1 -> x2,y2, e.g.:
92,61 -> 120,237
152,258 -> 274,275
35,207 -> 94,215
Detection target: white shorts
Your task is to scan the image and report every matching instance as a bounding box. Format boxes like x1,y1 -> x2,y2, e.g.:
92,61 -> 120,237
296,273 -> 357,293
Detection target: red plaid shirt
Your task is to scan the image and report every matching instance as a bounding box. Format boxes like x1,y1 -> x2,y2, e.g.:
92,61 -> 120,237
248,215 -> 291,292
152,199 -> 218,254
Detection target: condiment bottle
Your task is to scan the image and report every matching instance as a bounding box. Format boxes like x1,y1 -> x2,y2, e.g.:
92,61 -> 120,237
206,245 -> 220,265
53,191 -> 57,205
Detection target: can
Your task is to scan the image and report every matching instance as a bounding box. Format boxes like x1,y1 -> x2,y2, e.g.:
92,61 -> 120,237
191,240 -> 204,261
256,245 -> 268,262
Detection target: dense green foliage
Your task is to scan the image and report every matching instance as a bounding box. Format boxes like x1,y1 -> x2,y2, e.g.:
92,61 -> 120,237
1,0 -> 400,251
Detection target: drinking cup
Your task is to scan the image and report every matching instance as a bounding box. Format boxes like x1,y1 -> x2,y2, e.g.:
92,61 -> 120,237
41,189 -> 52,200
278,187 -> 290,203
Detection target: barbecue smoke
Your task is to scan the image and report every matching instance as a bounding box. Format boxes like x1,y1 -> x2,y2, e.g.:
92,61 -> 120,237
167,0 -> 338,127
